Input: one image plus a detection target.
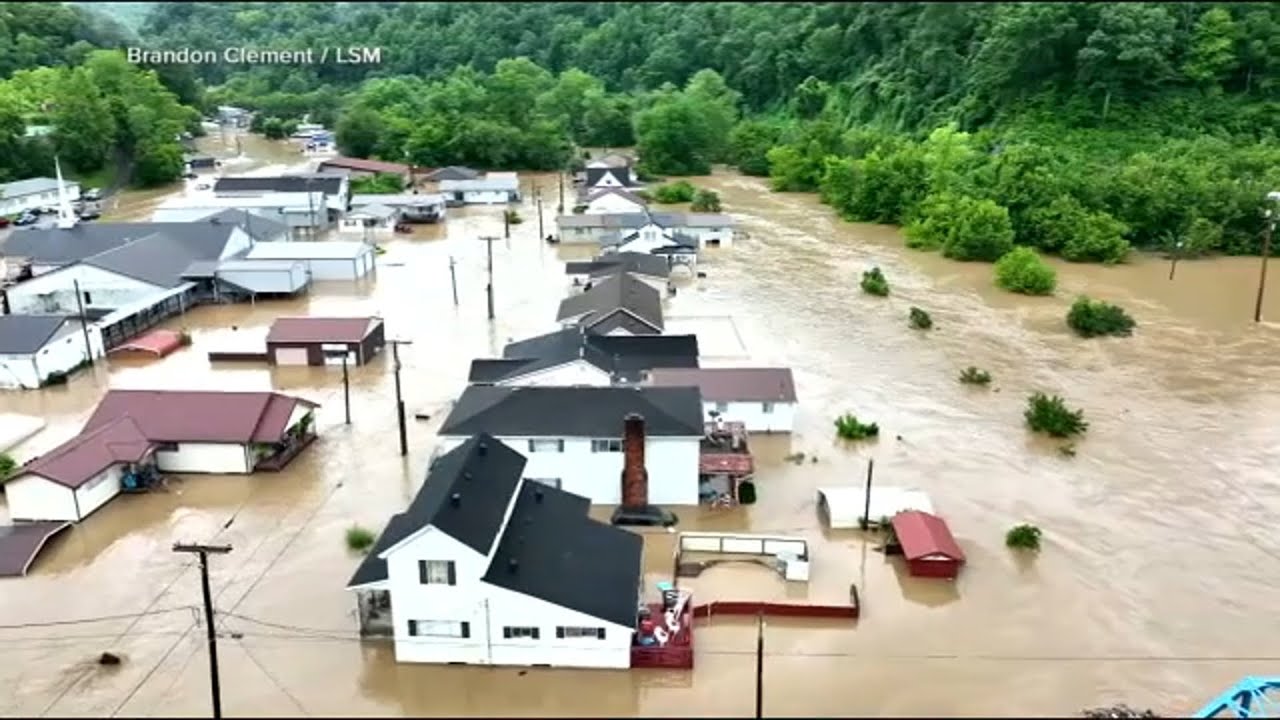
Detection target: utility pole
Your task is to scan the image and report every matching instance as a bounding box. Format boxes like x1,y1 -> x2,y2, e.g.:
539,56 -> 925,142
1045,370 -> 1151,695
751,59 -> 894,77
390,339 -> 412,456
754,612 -> 765,720
448,255 -> 459,306
72,279 -> 95,366
306,179 -> 316,242
503,207 -> 510,239
322,349 -> 351,423
1255,204 -> 1277,323
861,458 -> 875,529
479,236 -> 500,320
557,171 -> 565,214
1168,241 -> 1184,281
173,543 -> 232,720
536,186 -> 544,240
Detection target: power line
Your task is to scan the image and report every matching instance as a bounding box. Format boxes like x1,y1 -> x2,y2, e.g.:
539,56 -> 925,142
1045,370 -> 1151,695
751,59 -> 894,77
0,606 -> 194,630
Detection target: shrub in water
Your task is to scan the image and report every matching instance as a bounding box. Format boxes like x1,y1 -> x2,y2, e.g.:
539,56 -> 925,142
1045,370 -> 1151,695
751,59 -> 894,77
834,413 -> 880,440
958,366 -> 992,385
690,189 -> 722,212
1005,524 -> 1043,550
908,307 -> 933,330
504,209 -> 523,224
994,247 -> 1056,295
0,452 -> 15,482
861,267 -> 889,296
652,181 -> 697,204
1066,296 -> 1136,338
345,525 -> 376,553
1025,392 -> 1088,438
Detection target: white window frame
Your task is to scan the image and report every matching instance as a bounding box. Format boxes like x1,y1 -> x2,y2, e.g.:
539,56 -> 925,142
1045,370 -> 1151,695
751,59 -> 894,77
418,559 -> 454,585
502,626 -> 540,640
761,402 -> 775,414
408,619 -> 469,638
590,438 -> 622,453
556,626 -> 606,639
527,439 -> 564,453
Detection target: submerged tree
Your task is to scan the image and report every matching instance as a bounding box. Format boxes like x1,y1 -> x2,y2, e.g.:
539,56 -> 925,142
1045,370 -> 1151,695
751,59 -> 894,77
1025,392 -> 1088,438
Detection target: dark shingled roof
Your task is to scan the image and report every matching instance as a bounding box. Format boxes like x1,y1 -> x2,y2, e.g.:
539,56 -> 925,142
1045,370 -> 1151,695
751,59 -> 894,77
481,481 -> 642,628
439,385 -> 704,437
0,522 -> 72,577
425,166 -> 480,181
347,434 -> 525,588
2,221 -> 239,268
584,167 -> 642,189
556,272 -> 663,332
214,174 -> 346,196
471,326 -> 698,384
194,208 -> 288,242
82,228 -> 239,288
565,251 -> 669,280
0,315 -> 72,354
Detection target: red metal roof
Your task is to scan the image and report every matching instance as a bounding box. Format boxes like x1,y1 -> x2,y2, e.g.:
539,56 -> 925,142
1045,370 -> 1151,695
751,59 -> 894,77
82,390 -> 318,444
649,368 -> 798,403
0,522 -> 71,577
266,317 -> 379,345
700,453 -> 753,474
111,329 -> 185,358
891,510 -> 965,563
318,157 -> 410,175
18,417 -> 154,488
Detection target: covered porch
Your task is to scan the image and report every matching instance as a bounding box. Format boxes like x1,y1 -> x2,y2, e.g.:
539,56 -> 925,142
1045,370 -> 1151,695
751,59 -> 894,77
252,409 -> 317,472
353,586 -> 394,637
698,421 -> 754,507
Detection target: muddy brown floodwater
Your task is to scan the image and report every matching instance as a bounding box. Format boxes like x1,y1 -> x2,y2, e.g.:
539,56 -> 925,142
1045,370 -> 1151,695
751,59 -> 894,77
3,164 -> 1280,718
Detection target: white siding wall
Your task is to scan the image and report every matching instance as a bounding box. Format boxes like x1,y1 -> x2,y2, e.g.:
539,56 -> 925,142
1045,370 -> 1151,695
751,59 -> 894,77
461,190 -> 511,204
436,435 -> 699,505
557,225 -> 609,245
485,584 -> 632,669
6,265 -> 165,315
74,464 -> 125,519
4,474 -> 78,521
155,443 -> 252,474
216,264 -> 310,293
0,184 -> 80,215
220,228 -> 254,259
387,529 -> 492,664
498,360 -> 612,388
705,400 -> 796,433
305,255 -> 373,280
0,322 -> 101,389
686,226 -> 734,248
585,195 -> 644,215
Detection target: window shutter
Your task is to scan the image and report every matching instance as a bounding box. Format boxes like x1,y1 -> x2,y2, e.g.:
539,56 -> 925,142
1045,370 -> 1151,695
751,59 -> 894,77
446,561 -> 456,585
461,622 -> 471,639
555,627 -> 565,639
597,627 -> 606,640
503,627 -> 512,639
408,620 -> 418,636
532,628 -> 540,640
418,560 -> 427,584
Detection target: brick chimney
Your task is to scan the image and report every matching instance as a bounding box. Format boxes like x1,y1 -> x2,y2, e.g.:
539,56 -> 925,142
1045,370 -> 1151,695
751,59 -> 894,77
620,413 -> 648,508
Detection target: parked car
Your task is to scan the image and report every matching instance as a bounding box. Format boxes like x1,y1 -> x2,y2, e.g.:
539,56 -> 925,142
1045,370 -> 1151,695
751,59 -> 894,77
83,188 -> 102,201
14,212 -> 38,226
0,216 -> 10,228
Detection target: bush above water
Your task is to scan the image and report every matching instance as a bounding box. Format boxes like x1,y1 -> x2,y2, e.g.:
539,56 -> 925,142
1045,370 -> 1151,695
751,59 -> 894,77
1066,296 -> 1136,338
908,306 -> 933,330
994,247 -> 1057,295
1025,392 -> 1088,438
345,525 -> 376,553
861,267 -> 890,296
1005,523 -> 1043,551
652,180 -> 697,203
958,366 -> 992,385
835,413 -> 880,440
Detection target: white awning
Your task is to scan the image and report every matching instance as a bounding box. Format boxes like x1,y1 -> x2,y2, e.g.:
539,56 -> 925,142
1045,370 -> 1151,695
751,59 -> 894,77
816,486 -> 934,529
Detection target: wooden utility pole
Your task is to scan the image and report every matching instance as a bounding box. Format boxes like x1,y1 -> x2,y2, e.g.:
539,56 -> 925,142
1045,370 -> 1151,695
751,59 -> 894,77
479,236 -> 500,320
503,207 -> 510,239
557,172 -> 565,214
173,543 -> 232,719
1168,241 -> 1184,281
390,340 -> 412,456
861,458 -> 875,529
536,186 -> 544,240
448,255 -> 459,306
71,279 -> 95,366
1256,208 -> 1276,323
754,612 -> 765,719
341,354 -> 351,424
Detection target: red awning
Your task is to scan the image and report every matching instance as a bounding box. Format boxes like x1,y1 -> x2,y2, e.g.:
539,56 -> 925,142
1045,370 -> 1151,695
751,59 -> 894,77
111,329 -> 185,358
892,511 -> 965,563
700,453 -> 753,475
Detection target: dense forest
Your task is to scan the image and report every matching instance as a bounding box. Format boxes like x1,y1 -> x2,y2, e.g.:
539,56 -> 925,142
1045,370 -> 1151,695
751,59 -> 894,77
6,2 -> 1280,260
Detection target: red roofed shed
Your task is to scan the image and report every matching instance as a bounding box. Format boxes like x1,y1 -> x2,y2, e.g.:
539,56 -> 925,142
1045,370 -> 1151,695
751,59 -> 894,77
266,316 -> 385,367
891,510 -> 965,579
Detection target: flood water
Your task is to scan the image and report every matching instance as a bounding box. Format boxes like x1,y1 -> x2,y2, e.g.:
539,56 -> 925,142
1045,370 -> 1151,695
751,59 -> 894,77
2,161 -> 1280,717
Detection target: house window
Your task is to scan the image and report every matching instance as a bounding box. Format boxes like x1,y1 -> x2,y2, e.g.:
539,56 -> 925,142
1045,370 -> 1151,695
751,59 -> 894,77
556,626 -> 606,640
591,439 -> 622,453
526,478 -> 561,489
418,559 -> 456,585
408,620 -> 470,638
715,402 -> 729,413
527,439 -> 564,453
83,291 -> 92,305
502,626 -> 540,640
761,402 -> 775,414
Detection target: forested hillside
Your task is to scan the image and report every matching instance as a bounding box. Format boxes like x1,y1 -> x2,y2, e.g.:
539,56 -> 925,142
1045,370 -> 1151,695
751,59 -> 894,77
8,2 -> 1280,261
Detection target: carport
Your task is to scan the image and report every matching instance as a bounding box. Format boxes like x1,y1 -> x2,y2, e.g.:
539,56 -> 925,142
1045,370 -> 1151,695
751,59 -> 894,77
816,486 -> 934,529
0,522 -> 71,577
109,329 -> 186,358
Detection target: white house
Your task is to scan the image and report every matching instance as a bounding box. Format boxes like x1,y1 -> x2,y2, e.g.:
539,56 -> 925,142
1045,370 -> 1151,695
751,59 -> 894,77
0,315 -> 103,390
213,174 -> 350,215
244,241 -> 376,281
469,327 -> 700,387
0,177 -> 81,216
556,210 -> 733,248
582,188 -> 647,215
346,433 -> 644,669
581,166 -> 641,191
439,173 -> 521,205
437,386 -> 704,505
338,204 -> 400,238
645,367 -> 798,433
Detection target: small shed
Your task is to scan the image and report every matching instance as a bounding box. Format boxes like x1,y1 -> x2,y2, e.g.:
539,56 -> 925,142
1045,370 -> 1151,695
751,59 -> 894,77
110,329 -> 187,358
891,510 -> 965,579
339,204 -> 400,237
266,316 -> 386,367
816,486 -> 934,530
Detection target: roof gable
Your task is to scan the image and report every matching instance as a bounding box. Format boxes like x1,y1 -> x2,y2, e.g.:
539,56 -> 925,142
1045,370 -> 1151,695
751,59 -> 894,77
892,511 -> 965,562
18,417 -> 154,488
555,272 -> 663,330
439,385 -> 704,437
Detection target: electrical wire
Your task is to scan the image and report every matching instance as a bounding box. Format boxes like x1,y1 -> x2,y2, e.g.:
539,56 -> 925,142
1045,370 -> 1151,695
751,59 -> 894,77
0,606 -> 195,631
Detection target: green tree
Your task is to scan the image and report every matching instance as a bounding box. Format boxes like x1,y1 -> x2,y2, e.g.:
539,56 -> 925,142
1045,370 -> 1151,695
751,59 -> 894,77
728,119 -> 783,176
691,189 -> 721,212
1076,4 -> 1178,120
994,246 -> 1057,295
51,68 -> 115,172
1183,8 -> 1240,87
335,107 -> 386,159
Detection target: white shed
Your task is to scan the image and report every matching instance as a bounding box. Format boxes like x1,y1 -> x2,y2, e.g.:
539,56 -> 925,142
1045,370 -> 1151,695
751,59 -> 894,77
214,259 -> 310,295
0,315 -> 102,390
245,241 -> 376,281
816,486 -> 935,530
339,204 -> 399,238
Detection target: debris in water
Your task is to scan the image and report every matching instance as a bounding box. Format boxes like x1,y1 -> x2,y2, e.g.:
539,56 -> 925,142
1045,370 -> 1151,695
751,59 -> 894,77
783,452 -> 806,464
98,652 -> 121,666
1080,705 -> 1160,718
414,413 -> 431,421
1059,443 -> 1077,457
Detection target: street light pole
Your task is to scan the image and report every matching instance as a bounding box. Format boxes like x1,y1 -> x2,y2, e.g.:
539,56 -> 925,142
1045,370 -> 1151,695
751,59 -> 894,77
1254,192 -> 1280,323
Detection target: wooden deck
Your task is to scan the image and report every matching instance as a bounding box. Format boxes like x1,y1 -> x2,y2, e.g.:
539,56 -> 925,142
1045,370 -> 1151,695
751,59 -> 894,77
255,433 -> 317,472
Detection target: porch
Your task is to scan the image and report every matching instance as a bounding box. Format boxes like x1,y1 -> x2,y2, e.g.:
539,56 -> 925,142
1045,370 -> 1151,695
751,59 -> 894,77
354,588 -> 394,637
253,411 -> 318,472
699,421 -> 754,507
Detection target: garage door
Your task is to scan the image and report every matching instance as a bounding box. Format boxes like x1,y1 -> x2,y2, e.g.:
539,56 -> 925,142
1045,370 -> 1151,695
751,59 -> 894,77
274,347 -> 311,366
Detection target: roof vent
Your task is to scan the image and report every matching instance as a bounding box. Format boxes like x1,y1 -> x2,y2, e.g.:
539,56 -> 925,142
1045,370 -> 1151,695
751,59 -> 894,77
534,487 -> 543,503
508,558 -> 518,572
463,471 -> 473,481
477,442 -> 487,456
449,492 -> 461,506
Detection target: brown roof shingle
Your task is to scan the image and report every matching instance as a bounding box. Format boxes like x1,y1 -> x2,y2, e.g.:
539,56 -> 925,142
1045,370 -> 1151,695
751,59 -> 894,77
266,317 -> 380,345
18,417 -> 154,488
318,157 -> 410,175
0,522 -> 71,577
82,390 -> 319,444
646,367 -> 797,403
